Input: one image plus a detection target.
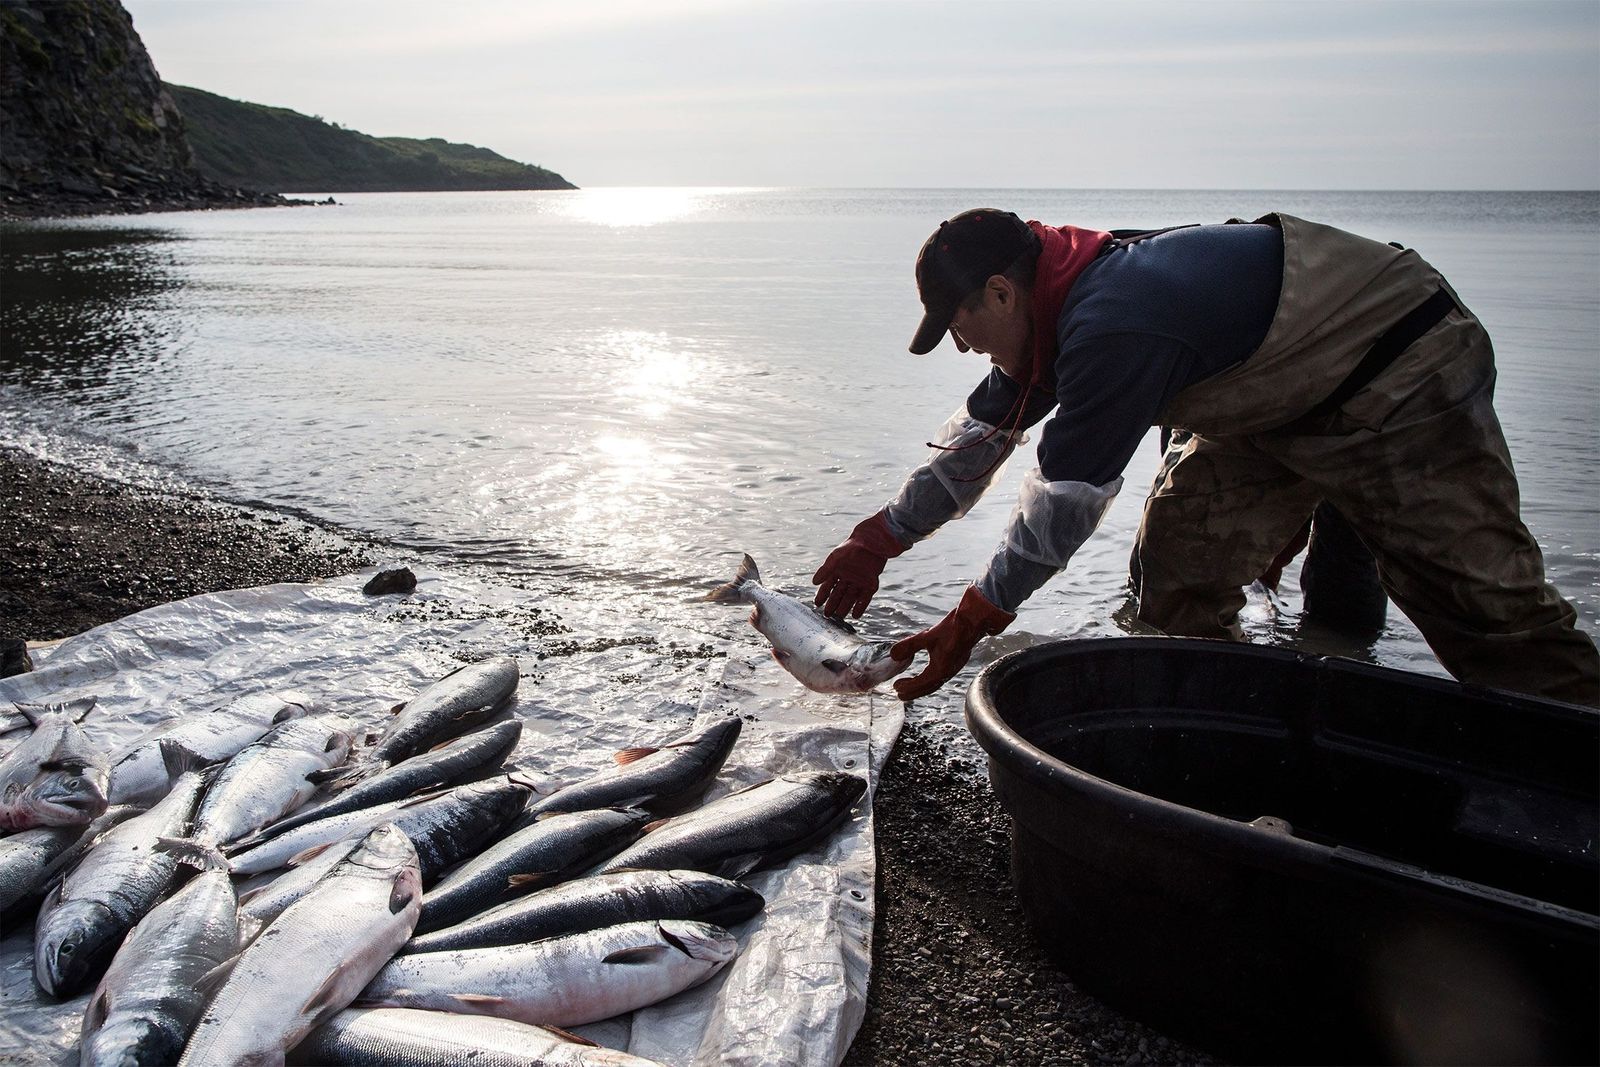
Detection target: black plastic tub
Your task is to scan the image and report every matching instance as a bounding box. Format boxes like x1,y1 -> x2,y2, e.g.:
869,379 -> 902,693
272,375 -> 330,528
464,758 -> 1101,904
965,638 -> 1598,1065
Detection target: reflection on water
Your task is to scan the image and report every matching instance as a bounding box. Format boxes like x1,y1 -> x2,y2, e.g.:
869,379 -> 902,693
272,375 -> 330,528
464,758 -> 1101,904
0,228 -> 182,394
550,187 -> 713,228
1,190 -> 1596,705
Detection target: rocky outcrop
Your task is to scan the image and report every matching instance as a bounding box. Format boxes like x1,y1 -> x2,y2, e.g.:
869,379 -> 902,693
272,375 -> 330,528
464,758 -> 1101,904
0,0 -> 299,218
171,84 -> 578,193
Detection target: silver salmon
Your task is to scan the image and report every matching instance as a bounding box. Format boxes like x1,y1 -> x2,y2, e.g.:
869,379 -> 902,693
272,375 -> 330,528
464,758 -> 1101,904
250,718 -> 523,840
342,657 -> 520,784
79,851 -> 239,1067
226,773 -> 537,878
0,701 -> 110,832
415,807 -> 652,934
175,823 -> 422,1067
298,1007 -> 666,1066
34,745 -> 210,997
595,770 -> 867,880
189,715 -> 355,847
0,806 -> 140,916
108,690 -> 312,806
705,555 -> 908,693
512,716 -> 740,831
360,920 -> 738,1028
404,868 -> 764,955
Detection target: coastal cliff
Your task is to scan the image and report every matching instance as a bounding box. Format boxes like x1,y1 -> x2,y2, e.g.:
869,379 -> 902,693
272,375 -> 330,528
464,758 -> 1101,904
0,0 -> 292,217
169,84 -> 577,193
0,0 -> 574,219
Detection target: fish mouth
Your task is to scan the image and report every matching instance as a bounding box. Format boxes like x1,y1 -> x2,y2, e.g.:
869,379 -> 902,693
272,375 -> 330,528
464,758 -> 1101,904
701,887 -> 766,926
33,792 -> 108,823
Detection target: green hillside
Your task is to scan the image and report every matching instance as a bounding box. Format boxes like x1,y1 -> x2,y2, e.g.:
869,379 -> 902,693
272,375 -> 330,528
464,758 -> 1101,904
167,84 -> 576,193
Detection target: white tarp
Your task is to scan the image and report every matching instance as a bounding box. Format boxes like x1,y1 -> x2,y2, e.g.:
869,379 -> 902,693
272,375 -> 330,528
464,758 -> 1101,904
0,568 -> 901,1067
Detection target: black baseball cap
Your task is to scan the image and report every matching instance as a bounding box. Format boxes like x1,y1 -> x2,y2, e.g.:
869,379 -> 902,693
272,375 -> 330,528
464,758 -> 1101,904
909,208 -> 1039,355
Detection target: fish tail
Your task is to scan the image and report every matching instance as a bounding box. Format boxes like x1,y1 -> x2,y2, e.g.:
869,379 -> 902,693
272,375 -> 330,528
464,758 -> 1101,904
704,553 -> 761,603
12,696 -> 96,726
157,739 -> 212,785
155,836 -> 231,872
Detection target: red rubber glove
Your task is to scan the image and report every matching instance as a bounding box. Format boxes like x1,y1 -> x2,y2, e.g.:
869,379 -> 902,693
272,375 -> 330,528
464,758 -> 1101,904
891,586 -> 1015,702
812,511 -> 907,619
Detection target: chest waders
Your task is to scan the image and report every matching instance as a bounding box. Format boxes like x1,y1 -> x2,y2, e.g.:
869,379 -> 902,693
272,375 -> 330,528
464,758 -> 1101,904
1134,214 -> 1598,706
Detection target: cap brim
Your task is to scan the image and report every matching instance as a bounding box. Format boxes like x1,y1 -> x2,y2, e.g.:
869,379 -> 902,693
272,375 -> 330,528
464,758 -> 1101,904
908,306 -> 952,355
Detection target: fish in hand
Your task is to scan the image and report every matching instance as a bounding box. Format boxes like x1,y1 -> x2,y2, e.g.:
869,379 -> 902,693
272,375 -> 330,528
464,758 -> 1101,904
705,555 -> 908,694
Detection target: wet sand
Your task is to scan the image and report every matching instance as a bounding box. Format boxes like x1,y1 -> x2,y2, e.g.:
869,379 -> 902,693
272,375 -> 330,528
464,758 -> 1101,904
1,445 -> 1211,1066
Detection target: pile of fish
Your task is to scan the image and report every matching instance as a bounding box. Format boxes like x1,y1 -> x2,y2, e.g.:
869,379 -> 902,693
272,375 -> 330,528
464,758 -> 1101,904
0,654 -> 869,1066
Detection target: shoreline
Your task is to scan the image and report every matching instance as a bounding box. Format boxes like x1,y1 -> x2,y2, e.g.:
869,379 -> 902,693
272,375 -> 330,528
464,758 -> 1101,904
0,189 -> 325,222
0,445 -> 1210,1066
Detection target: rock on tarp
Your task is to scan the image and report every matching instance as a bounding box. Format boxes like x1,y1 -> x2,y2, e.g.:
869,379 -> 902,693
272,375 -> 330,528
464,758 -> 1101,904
0,568 -> 901,1067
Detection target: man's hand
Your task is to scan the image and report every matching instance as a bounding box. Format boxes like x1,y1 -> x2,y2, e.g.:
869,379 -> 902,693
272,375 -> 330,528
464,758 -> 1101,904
812,512 -> 907,619
891,586 -> 1015,701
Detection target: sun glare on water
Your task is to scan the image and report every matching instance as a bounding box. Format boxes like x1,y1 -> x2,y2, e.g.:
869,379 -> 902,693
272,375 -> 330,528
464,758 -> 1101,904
553,187 -> 706,228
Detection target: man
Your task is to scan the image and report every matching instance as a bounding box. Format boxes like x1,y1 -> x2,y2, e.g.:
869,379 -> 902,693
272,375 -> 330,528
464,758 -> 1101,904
812,209 -> 1598,706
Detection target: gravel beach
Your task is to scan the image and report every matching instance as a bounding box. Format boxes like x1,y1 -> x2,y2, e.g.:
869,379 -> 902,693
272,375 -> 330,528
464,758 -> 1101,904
1,444 -> 1213,1066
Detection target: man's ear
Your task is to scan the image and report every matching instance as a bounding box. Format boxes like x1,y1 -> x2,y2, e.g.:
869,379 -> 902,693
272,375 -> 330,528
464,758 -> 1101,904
987,275 -> 1019,308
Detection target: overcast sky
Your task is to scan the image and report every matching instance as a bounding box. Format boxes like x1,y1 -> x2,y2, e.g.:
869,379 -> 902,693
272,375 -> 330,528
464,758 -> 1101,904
122,0 -> 1599,190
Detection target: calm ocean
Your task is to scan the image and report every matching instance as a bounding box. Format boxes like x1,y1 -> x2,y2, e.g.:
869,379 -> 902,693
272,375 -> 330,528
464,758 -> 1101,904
2,188 -> 1596,712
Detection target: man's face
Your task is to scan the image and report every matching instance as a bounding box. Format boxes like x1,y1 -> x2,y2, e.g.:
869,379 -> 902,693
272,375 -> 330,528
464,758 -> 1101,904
948,277 -> 1032,381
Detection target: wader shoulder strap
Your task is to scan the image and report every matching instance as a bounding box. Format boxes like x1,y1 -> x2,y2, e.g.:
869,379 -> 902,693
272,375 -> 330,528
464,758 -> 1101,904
1100,225 -> 1198,256
1290,286 -> 1460,427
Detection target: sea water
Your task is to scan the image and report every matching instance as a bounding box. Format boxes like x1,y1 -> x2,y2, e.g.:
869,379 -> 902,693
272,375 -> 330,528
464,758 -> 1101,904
2,188 -> 1596,716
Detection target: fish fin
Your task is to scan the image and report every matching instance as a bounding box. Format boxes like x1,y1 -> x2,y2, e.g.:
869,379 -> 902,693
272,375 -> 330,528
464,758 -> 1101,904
603,944 -> 673,965
506,768 -> 561,796
771,648 -> 792,665
820,658 -> 849,673
154,837 -> 229,871
285,842 -> 335,867
814,610 -> 859,635
452,701 -> 500,722
704,553 -> 760,603
537,1025 -> 600,1047
11,702 -> 45,729
389,702 -> 407,716
194,957 -> 239,1003
714,853 -> 765,880
305,765 -> 353,786
641,817 -> 673,833
36,757 -> 95,773
81,988 -> 110,1034
614,746 -> 657,765
390,878 -> 418,915
722,777 -> 775,798
450,993 -> 507,1007
384,784 -> 452,810
303,968 -> 356,1022
506,872 -> 551,888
